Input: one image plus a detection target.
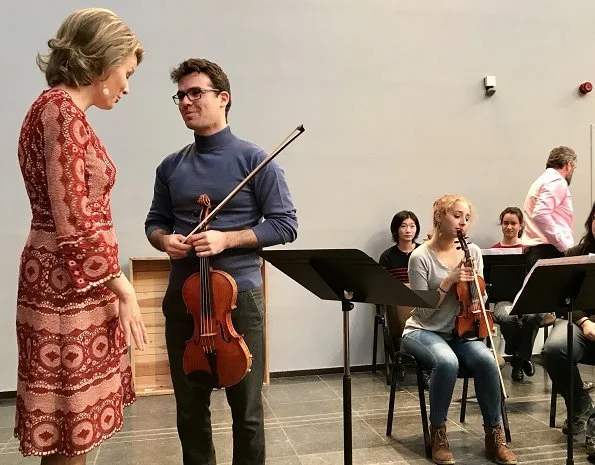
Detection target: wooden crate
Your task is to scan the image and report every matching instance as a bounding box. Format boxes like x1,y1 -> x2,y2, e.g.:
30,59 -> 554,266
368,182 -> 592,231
129,256 -> 269,397
129,256 -> 173,396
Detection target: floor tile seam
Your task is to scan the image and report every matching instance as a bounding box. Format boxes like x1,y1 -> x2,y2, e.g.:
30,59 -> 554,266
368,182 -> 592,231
358,413 -> 390,444
268,397 -> 363,407
316,375 -> 343,400
276,412 -> 345,423
263,387 -> 301,460
105,425 -> 284,445
280,417 -> 353,428
117,418 -> 281,438
356,407 -> 430,418
264,396 -> 339,405
216,453 -> 300,465
275,409 -> 417,425
452,394 -> 553,405
516,446 -> 585,456
510,409 -> 554,428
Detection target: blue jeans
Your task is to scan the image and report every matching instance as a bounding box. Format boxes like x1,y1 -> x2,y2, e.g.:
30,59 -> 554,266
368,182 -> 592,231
402,329 -> 503,428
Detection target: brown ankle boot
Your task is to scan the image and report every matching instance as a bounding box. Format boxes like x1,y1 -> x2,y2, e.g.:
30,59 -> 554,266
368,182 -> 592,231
484,425 -> 517,464
430,424 -> 455,464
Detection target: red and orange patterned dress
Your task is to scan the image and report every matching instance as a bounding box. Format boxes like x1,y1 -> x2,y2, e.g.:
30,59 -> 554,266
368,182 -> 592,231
15,88 -> 135,457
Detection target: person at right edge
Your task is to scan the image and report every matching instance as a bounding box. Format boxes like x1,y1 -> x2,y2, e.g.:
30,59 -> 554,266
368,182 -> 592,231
544,201 -> 595,461
144,58 -> 298,465
524,146 -> 595,395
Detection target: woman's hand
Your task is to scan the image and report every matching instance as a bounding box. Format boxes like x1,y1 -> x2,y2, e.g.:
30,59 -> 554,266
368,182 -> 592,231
105,274 -> 149,350
118,294 -> 149,350
447,259 -> 475,285
582,320 -> 595,342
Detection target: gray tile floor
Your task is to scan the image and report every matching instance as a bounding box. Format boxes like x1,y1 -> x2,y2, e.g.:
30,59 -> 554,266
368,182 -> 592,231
1,360 -> 594,464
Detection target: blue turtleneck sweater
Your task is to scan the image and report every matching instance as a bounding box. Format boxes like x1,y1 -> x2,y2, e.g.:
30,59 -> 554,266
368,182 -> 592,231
145,126 -> 298,296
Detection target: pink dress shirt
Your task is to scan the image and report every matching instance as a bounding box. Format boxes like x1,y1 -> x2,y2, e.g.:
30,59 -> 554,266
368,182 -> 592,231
522,168 -> 574,252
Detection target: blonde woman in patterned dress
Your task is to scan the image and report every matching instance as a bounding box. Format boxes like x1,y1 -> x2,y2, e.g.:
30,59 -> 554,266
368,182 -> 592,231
15,8 -> 148,464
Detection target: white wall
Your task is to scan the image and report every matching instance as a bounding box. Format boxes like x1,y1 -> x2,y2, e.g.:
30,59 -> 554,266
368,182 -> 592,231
2,0 -> 595,390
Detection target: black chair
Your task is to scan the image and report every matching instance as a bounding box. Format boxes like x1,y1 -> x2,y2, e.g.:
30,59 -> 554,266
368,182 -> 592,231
373,304 -> 412,385
549,385 -> 559,428
386,350 -> 512,459
548,362 -> 595,428
372,304 -> 392,384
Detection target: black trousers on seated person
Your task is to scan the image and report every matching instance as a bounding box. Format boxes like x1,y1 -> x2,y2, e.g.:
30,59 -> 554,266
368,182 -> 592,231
496,313 -> 542,361
544,319 -> 595,421
164,286 -> 266,465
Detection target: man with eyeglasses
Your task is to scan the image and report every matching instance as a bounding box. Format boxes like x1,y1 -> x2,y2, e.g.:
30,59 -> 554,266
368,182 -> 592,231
144,58 -> 298,465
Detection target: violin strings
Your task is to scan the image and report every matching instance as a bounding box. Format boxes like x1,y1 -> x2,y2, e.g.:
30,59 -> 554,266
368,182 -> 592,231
201,253 -> 206,352
207,260 -> 213,352
203,255 -> 214,353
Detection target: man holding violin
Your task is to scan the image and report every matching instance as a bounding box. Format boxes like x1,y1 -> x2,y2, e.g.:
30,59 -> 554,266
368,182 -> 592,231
144,58 -> 298,465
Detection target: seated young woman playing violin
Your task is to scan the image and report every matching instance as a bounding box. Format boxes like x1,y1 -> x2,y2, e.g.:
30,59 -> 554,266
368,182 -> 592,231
402,195 -> 516,465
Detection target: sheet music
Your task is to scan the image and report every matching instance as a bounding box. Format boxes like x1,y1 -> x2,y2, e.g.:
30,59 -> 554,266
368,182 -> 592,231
481,248 -> 523,255
510,255 -> 595,311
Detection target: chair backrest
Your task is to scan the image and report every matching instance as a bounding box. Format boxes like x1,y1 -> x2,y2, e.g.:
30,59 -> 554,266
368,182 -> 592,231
384,304 -> 414,350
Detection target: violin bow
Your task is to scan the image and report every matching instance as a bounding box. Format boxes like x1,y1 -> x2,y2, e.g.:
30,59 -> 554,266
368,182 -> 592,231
458,233 -> 508,398
182,124 -> 305,242
472,260 -> 508,398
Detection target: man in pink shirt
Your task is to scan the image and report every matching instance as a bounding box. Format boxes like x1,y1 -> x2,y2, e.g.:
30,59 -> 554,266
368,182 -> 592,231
523,145 -> 576,268
512,146 -> 577,380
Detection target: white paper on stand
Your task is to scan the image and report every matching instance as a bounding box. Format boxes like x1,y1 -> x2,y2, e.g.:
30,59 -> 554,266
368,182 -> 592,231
510,255 -> 595,313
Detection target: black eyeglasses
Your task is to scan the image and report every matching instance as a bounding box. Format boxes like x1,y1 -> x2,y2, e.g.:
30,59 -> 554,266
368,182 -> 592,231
172,87 -> 220,105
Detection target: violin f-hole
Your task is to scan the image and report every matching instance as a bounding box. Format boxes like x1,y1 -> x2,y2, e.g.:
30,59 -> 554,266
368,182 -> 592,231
216,320 -> 232,343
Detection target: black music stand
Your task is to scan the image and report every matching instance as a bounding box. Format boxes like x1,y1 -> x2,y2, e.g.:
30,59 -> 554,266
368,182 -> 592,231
510,257 -> 595,465
482,252 -> 526,304
258,249 -> 439,465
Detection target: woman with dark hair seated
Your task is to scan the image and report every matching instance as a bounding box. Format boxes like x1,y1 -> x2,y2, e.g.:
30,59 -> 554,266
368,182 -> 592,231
379,210 -> 430,388
380,210 -> 421,281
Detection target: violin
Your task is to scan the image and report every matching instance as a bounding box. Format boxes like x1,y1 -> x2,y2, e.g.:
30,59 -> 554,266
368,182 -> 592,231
454,231 -> 492,339
454,230 -> 507,397
182,194 -> 252,388
180,125 -> 305,388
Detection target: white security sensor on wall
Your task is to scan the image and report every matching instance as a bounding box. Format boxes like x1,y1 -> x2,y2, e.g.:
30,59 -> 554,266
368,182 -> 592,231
484,76 -> 496,97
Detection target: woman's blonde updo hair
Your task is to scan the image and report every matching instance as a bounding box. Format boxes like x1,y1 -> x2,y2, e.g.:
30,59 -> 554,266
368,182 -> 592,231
37,8 -> 144,88
431,194 -> 475,236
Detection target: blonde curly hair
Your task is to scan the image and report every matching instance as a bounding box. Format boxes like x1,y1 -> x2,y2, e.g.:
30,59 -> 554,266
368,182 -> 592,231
431,194 -> 475,236
37,8 -> 144,88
